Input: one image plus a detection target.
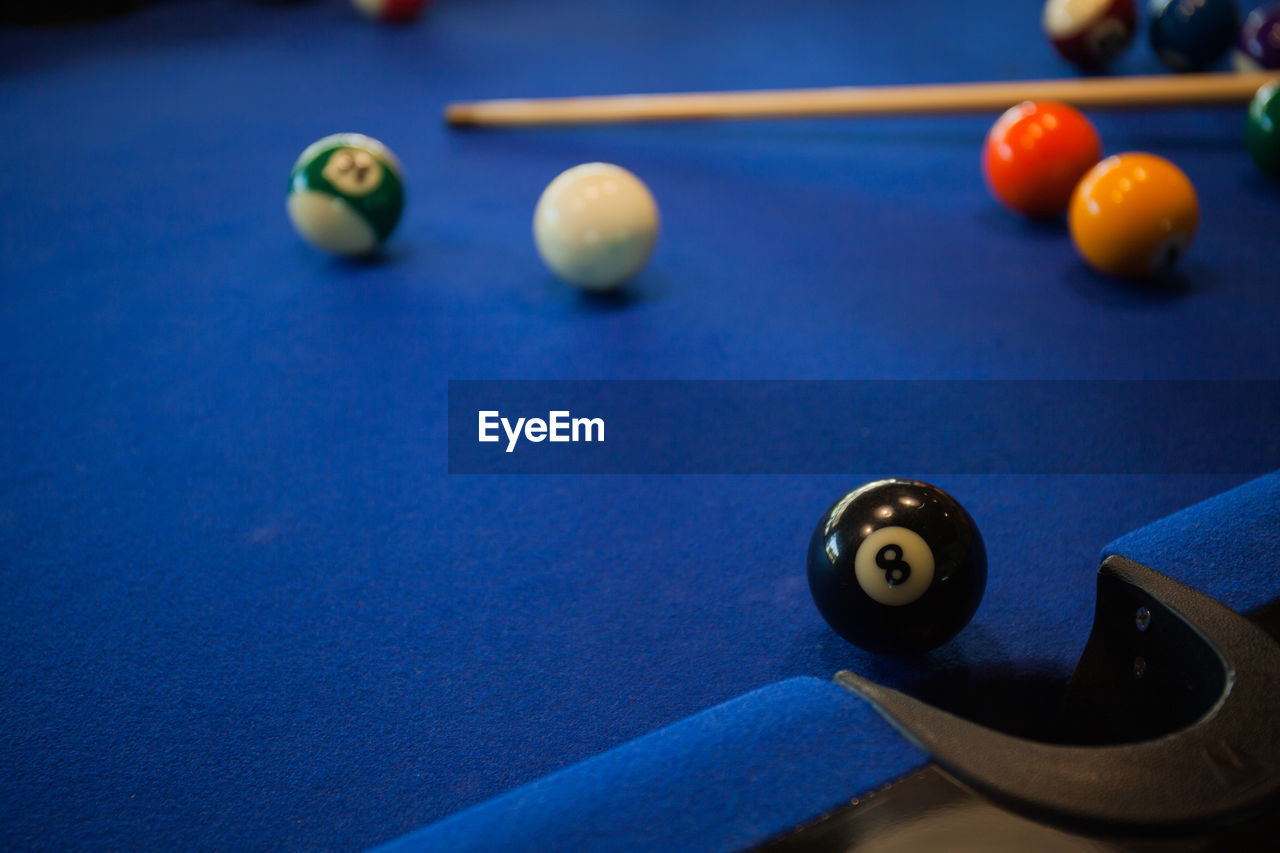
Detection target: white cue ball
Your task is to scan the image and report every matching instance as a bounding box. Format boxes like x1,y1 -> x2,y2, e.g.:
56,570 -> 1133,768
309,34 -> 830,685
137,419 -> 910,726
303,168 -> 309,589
533,162 -> 660,292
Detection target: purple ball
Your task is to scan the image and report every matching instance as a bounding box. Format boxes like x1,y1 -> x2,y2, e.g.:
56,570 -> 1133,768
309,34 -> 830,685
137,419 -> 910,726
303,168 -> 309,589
1235,2 -> 1280,70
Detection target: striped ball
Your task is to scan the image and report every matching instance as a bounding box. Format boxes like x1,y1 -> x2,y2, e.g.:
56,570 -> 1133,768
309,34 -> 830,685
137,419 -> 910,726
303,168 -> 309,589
286,133 -> 405,257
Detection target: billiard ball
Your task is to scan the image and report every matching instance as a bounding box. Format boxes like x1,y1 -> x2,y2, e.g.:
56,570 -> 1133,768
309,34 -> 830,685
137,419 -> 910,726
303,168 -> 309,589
1149,0 -> 1240,72
982,100 -> 1102,217
1246,80 -> 1280,179
806,479 -> 987,656
351,0 -> 428,23
1234,3 -> 1280,70
286,133 -> 405,257
1068,152 -> 1199,278
533,163 -> 660,292
1042,0 -> 1138,70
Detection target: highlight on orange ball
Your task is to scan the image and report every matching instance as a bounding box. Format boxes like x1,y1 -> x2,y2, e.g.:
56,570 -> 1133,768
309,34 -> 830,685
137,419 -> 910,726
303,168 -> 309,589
982,100 -> 1102,217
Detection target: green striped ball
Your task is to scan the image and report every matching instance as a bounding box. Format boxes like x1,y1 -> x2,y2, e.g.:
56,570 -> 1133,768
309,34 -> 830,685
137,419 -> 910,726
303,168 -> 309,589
287,133 -> 405,256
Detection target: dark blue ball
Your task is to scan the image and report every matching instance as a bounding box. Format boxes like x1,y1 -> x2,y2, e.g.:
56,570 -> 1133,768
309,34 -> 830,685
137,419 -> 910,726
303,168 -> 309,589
1149,0 -> 1240,71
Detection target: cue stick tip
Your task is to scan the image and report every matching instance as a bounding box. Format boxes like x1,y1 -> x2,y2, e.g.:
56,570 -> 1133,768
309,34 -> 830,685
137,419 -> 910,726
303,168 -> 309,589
444,103 -> 477,126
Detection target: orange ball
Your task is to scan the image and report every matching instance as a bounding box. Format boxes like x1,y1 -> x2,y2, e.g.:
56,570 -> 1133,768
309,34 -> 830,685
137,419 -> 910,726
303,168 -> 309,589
1068,153 -> 1199,278
982,101 -> 1102,217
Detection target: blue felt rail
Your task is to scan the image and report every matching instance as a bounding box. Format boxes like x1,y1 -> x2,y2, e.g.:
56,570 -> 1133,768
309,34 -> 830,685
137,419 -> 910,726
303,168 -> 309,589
374,676 -> 926,852
1104,472 -> 1280,614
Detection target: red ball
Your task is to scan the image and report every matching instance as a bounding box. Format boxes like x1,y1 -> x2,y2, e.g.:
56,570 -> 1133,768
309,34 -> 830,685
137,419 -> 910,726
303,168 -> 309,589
352,0 -> 429,23
1042,0 -> 1137,70
982,101 -> 1102,217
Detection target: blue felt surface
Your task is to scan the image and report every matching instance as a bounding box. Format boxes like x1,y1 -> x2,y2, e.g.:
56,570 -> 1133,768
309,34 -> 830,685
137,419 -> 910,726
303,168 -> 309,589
375,677 -> 926,853
2,1 -> 1279,850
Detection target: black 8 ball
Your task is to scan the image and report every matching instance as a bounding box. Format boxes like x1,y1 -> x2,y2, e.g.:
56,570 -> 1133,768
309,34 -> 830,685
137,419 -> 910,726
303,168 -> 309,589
806,479 -> 987,655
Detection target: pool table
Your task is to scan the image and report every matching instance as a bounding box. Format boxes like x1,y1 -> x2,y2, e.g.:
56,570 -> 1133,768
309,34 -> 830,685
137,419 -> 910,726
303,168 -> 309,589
2,1 -> 1279,850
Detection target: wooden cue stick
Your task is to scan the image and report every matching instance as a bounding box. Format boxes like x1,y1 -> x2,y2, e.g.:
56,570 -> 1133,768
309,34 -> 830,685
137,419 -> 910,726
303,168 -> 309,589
445,71 -> 1279,127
